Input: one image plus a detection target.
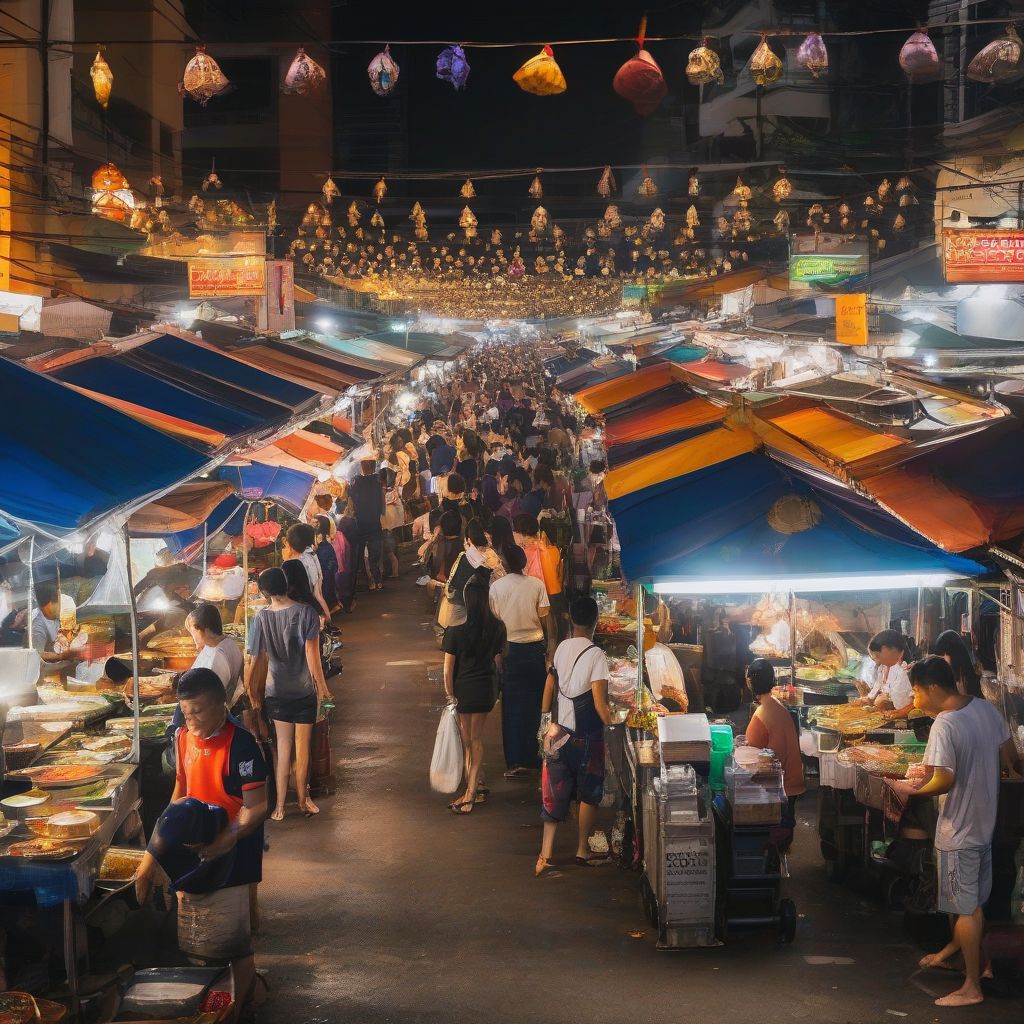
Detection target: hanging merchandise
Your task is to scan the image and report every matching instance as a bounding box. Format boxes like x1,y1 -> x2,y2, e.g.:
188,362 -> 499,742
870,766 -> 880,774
91,49 -> 113,109
877,178 -> 892,201
772,170 -> 792,203
686,39 -> 724,86
748,36 -> 784,86
688,172 -> 700,196
513,45 -> 567,95
613,18 -> 668,116
686,204 -> 700,229
896,176 -> 912,192
796,33 -> 829,78
180,46 -> 230,104
368,45 -> 400,96
436,44 -> 471,90
899,30 -> 941,83
283,47 -> 327,95
528,172 -> 543,199
731,177 -> 753,204
370,210 -> 385,229
597,165 -> 617,198
603,204 -> 622,230
348,201 -> 361,227
460,178 -> 476,199
773,209 -> 790,234
322,176 -> 340,204
373,177 -> 387,203
459,205 -> 478,240
899,190 -> 919,208
732,207 -> 752,234
637,170 -> 657,198
893,213 -> 906,231
202,166 -> 222,191
967,25 -> 1023,83
530,205 -> 549,236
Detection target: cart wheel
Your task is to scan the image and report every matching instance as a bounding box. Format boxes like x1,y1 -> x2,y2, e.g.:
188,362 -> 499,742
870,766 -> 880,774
779,898 -> 797,944
825,851 -> 848,883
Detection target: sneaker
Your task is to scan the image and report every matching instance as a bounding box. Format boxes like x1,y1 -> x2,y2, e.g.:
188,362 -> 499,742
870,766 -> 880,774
416,575 -> 430,586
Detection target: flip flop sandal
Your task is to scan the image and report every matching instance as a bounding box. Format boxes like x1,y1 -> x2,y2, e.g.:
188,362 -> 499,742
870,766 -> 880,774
474,787 -> 490,804
448,801 -> 474,815
503,767 -> 530,779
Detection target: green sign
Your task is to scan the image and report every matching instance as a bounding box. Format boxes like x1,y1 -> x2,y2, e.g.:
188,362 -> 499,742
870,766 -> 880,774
790,252 -> 867,286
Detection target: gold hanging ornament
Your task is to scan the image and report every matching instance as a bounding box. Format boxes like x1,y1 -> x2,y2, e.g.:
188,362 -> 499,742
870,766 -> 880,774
748,36 -> 783,86
637,169 -> 657,198
772,169 -> 792,203
460,178 -> 476,199
603,204 -> 622,230
597,165 -> 616,198
686,39 -> 724,86
896,176 -> 912,192
893,213 -> 907,232
322,176 -> 340,204
773,209 -> 790,234
180,46 -> 230,104
731,177 -> 753,204
967,25 -> 1022,83
347,201 -> 361,227
202,164 -> 222,191
899,191 -> 919,208
459,205 -> 478,240
370,210 -> 385,229
528,171 -> 543,199
688,172 -> 700,197
877,178 -> 892,201
91,48 -> 113,109
373,177 -> 387,203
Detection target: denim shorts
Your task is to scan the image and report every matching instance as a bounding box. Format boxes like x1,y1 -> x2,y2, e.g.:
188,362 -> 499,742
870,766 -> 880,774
936,846 -> 992,916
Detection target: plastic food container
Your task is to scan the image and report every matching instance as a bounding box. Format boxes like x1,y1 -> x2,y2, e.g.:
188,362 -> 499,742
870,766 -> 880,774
1,790 -> 51,820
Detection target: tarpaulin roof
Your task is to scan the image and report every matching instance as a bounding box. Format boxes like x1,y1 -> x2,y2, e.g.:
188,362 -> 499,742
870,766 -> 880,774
52,356 -> 271,445
610,451 -> 985,583
227,344 -> 366,395
315,333 -> 419,370
219,463 -> 316,514
604,394 -> 725,448
762,405 -> 905,465
263,338 -> 381,381
677,360 -> 755,385
128,334 -> 319,411
127,481 -> 235,534
162,494 -> 247,559
556,361 -> 630,392
273,429 -> 343,467
0,357 -> 211,534
576,363 -> 678,414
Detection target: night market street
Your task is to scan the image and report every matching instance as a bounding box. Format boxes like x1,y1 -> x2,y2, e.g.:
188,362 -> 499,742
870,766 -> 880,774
255,567 -> 1022,1024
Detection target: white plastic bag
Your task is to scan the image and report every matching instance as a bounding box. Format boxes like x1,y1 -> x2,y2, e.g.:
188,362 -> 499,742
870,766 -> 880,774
429,703 -> 463,794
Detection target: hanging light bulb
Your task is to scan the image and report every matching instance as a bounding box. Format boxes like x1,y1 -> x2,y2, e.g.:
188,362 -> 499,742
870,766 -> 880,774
597,165 -> 617,198
688,172 -> 700,197
180,46 -> 230,104
772,169 -> 793,203
322,176 -> 340,204
373,177 -> 387,203
91,49 -> 113,109
460,178 -> 476,199
796,33 -> 829,78
528,171 -> 544,199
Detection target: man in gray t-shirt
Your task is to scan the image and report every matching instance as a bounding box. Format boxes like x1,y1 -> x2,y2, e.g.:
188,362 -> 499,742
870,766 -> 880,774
893,656 -> 1020,1008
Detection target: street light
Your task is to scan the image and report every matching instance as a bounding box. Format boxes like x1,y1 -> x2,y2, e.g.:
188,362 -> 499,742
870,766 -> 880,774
316,316 -> 335,333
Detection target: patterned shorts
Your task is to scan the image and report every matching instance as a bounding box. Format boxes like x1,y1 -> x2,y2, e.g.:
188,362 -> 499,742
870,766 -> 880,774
541,733 -> 605,823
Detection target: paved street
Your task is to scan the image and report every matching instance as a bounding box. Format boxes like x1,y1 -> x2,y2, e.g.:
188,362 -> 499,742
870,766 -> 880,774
255,569 -> 1022,1024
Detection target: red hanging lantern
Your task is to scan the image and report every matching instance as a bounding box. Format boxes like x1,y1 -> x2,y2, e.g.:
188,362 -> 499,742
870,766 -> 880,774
612,18 -> 668,116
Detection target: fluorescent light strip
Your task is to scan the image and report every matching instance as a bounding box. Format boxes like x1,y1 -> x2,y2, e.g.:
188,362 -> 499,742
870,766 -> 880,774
652,573 -> 958,596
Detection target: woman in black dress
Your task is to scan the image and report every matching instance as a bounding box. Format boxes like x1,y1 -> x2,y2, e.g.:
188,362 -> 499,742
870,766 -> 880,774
441,576 -> 506,814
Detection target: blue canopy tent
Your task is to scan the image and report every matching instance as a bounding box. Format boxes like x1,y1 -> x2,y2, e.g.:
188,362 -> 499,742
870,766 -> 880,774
218,464 -> 317,516
0,358 -> 212,540
610,452 -> 985,590
158,495 -> 248,561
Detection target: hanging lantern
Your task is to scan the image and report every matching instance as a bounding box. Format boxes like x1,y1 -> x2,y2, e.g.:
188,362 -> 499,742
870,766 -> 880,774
347,201 -> 361,227
688,173 -> 700,197
180,46 -> 229,104
409,201 -> 424,220
322,176 -> 340,204
893,213 -> 907,232
686,39 -> 724,86
528,172 -> 543,199
637,170 -> 657,198
748,36 -> 783,86
899,30 -> 941,84
796,33 -> 829,78
459,205 -> 478,240
91,49 -> 113,109
896,176 -> 912,192
899,192 -> 919,208
863,195 -> 876,209
731,177 -> 752,204
283,47 -> 327,95
512,45 -> 567,96
597,165 -> 616,198
613,18 -> 668,116
373,177 -> 387,203
368,45 -> 400,96
530,206 -> 549,235
91,162 -> 134,222
603,204 -> 622,230
202,167 -> 222,191
967,25 -> 1023,83
436,45 -> 470,90
772,170 -> 792,203
838,201 -> 851,216
773,209 -> 790,234
877,178 -> 892,201
732,207 -> 752,234
460,178 -> 476,199
370,210 -> 385,229
686,205 -> 700,228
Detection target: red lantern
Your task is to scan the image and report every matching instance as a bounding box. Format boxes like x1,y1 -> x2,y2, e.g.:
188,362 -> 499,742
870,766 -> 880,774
613,19 -> 667,116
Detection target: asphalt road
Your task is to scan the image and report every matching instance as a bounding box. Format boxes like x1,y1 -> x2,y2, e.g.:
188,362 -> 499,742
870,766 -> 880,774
257,569 -> 1023,1024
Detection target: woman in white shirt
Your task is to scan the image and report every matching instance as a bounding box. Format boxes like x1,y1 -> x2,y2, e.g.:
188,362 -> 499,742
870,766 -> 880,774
863,629 -> 914,713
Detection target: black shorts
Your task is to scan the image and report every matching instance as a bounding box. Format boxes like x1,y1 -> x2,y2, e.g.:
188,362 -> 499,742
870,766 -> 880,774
265,692 -> 317,725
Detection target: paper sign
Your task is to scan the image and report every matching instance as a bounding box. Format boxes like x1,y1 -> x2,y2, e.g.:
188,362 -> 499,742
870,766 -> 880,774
835,293 -> 868,345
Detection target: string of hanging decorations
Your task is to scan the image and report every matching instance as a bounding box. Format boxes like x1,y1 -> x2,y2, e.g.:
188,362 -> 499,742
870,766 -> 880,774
81,21 -> 1024,111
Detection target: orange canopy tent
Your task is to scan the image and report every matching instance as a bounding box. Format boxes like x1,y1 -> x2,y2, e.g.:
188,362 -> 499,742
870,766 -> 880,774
575,363 -> 676,415
272,428 -> 343,468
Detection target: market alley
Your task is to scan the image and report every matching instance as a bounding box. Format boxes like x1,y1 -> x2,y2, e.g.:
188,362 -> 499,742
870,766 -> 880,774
255,569 -> 1022,1024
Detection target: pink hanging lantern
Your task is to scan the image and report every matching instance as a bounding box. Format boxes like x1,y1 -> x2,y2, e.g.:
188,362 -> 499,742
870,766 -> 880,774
899,30 -> 941,84
612,18 -> 668,116
796,33 -> 829,78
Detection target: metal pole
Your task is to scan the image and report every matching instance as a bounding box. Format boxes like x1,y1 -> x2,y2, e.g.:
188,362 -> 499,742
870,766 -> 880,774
789,590 -> 796,689
39,0 -> 50,199
915,587 -> 924,653
635,581 -> 645,707
26,536 -> 35,650
122,526 -> 141,765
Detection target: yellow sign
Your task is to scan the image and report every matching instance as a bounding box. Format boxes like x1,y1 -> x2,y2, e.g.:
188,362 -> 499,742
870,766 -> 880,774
835,293 -> 868,345
188,256 -> 266,298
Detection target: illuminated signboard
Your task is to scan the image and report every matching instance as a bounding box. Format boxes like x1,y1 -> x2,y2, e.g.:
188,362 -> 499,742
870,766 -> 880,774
942,228 -> 1024,283
789,234 -> 869,287
188,256 -> 266,298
